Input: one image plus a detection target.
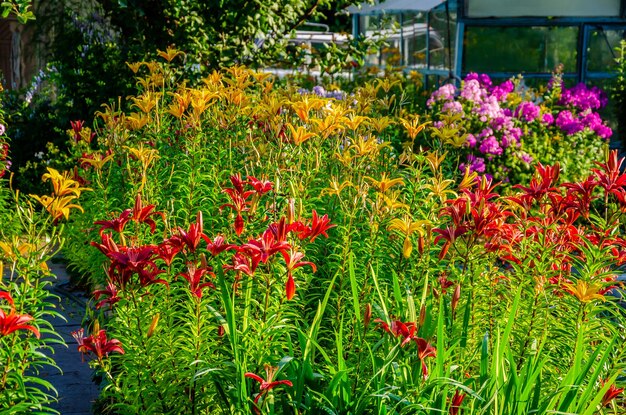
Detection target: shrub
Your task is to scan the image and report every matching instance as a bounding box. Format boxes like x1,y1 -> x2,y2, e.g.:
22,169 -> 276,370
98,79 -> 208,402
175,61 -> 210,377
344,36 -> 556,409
427,72 -> 611,185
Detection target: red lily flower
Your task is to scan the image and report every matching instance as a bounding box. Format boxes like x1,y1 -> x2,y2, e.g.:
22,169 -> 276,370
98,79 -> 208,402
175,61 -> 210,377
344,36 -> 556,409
438,274 -> 454,295
375,318 -> 419,347
156,240 -> 180,266
229,173 -> 253,198
91,233 -> 121,255
108,245 -> 157,270
416,337 -> 437,378
178,263 -> 216,298
71,328 -> 88,355
0,293 -> 40,338
248,176 -> 273,196
602,381 -> 624,407
221,174 -> 255,237
513,163 -> 560,200
281,249 -> 317,274
136,264 -> 168,288
131,194 -> 164,233
93,281 -> 120,309
297,210 -> 335,242
203,235 -> 235,256
171,211 -> 206,252
562,176 -> 598,218
463,175 -> 499,204
223,252 -> 255,276
242,228 -> 291,266
245,365 -> 293,414
268,217 -> 291,243
449,390 -> 466,415
0,291 -> 13,306
433,225 -> 468,259
70,119 -> 84,135
281,249 -> 316,300
593,150 -> 626,194
70,120 -> 90,142
94,209 -> 132,236
73,328 -> 124,359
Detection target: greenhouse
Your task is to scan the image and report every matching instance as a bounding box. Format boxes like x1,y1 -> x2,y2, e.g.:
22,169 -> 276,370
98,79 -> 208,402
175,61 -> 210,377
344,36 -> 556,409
348,0 -> 626,84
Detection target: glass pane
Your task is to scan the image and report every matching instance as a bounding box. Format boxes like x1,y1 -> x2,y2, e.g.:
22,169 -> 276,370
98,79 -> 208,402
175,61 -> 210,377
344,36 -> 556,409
464,26 -> 578,73
587,28 -> 626,72
428,9 -> 457,71
466,0 -> 621,18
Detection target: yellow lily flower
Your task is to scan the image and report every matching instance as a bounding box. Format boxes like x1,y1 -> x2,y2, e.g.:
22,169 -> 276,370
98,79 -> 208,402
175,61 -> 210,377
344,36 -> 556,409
286,123 -> 316,145
251,71 -> 273,84
375,77 -> 401,94
369,116 -> 394,133
191,88 -> 219,116
31,194 -> 84,221
425,177 -> 457,204
458,167 -> 479,192
424,151 -> 447,174
131,91 -> 159,114
223,67 -> 252,89
143,61 -> 160,74
291,96 -> 323,123
157,46 -> 184,63
388,216 -> 430,258
366,173 -> 404,193
381,190 -> 409,212
80,153 -> 115,171
563,280 -> 606,303
125,145 -> 160,168
334,151 -> 353,167
312,116 -> 342,139
203,70 -> 223,87
126,62 -> 143,74
42,168 -> 90,198
126,112 -> 150,130
343,115 -> 370,132
399,116 -> 430,140
322,179 -> 353,197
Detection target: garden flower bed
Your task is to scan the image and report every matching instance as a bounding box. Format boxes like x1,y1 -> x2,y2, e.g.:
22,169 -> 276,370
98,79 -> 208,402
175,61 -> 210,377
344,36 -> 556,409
1,51 -> 625,414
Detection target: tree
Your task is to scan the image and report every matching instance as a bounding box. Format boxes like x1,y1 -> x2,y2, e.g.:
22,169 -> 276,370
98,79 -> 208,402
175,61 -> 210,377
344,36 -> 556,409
96,0 -> 358,69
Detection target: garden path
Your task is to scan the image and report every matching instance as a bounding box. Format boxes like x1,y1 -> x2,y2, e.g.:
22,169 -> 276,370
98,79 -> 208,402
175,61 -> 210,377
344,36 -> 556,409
41,262 -> 99,415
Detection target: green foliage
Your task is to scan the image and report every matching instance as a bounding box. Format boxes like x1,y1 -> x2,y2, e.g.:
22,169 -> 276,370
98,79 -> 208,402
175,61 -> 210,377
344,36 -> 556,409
0,0 -> 34,23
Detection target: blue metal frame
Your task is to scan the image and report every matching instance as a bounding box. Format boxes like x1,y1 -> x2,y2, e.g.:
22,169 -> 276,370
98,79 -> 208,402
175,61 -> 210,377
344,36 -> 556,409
455,0 -> 626,83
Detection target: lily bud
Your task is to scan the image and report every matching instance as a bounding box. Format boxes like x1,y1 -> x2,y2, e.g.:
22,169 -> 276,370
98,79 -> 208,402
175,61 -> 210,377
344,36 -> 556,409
402,236 -> 412,258
419,304 -> 426,327
147,313 -> 160,338
217,325 -> 225,337
451,284 -> 461,315
199,253 -> 207,269
417,235 -> 424,255
363,303 -> 372,329
439,242 -> 450,259
286,274 -> 296,300
234,213 -> 244,236
287,198 -> 295,224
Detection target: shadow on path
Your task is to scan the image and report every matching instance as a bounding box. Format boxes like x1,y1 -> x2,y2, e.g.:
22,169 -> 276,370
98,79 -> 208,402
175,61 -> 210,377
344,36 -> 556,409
41,262 -> 99,415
